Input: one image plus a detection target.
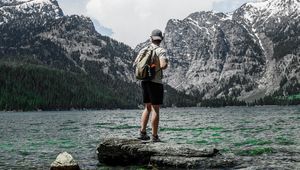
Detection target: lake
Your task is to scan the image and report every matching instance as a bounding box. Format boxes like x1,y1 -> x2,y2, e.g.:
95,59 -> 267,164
0,106 -> 300,169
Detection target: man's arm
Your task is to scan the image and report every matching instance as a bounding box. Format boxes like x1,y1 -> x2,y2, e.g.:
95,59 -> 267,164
160,57 -> 168,70
158,49 -> 168,70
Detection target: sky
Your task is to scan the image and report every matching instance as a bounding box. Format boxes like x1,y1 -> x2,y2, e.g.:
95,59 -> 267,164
57,0 -> 256,47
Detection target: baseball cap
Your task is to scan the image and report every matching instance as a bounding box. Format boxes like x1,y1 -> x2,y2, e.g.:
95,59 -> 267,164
151,29 -> 164,40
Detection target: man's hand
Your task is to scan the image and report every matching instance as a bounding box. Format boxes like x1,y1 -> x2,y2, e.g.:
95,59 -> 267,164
160,57 -> 168,70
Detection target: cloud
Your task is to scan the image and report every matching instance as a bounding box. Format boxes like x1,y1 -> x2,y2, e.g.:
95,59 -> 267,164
57,0 -> 89,15
58,0 -> 258,47
86,0 -> 216,47
90,18 -> 113,37
57,0 -> 113,36
212,0 -> 257,12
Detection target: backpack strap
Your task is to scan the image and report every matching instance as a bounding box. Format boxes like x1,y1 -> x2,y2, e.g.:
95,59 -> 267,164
134,46 -> 149,66
149,46 -> 159,63
150,46 -> 163,79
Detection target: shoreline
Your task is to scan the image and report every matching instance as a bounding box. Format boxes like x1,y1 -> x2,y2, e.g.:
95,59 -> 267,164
1,105 -> 299,113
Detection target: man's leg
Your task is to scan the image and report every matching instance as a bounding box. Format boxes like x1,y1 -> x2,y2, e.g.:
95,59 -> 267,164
140,103 -> 151,133
151,105 -> 160,136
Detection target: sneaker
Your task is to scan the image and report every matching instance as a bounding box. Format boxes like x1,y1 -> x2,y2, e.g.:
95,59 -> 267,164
138,131 -> 150,140
151,135 -> 161,143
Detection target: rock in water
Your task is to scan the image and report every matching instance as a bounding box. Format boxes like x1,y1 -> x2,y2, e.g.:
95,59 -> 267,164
50,152 -> 80,170
97,138 -> 238,169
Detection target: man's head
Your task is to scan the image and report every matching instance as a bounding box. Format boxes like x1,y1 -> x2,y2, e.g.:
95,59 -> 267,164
150,29 -> 163,45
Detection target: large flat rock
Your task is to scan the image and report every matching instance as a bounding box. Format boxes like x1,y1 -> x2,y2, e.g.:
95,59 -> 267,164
97,138 -> 238,169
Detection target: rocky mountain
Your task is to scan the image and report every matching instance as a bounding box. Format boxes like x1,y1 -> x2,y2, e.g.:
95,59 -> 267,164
137,0 -> 300,102
233,0 -> 300,100
0,0 -> 135,82
0,0 -> 142,110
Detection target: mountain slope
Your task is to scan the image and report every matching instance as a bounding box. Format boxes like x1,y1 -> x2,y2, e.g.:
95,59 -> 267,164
0,0 -> 63,25
162,11 -> 265,100
136,0 -> 300,102
0,0 -> 135,82
0,0 -> 140,110
233,0 -> 300,100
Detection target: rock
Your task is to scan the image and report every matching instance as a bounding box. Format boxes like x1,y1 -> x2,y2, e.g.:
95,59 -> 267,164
50,152 -> 80,170
97,138 -> 238,169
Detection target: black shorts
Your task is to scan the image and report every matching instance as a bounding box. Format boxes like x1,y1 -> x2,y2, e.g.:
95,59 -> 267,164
141,81 -> 164,105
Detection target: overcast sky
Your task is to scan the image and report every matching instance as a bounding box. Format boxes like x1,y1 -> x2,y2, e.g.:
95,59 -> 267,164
57,0 -> 256,47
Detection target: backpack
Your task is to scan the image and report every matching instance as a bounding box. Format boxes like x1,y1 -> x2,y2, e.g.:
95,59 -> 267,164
135,46 -> 158,81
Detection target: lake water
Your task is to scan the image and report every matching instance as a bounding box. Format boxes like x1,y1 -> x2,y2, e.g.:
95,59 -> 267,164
0,106 -> 300,169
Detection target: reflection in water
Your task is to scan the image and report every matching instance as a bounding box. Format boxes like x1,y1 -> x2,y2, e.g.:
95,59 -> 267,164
0,106 -> 299,169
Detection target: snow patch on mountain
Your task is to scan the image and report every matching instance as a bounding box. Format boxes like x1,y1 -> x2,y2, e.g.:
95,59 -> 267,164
0,0 -> 63,25
240,0 -> 300,25
220,13 -> 233,21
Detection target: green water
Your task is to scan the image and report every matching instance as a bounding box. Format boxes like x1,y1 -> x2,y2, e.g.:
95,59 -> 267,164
0,106 -> 300,169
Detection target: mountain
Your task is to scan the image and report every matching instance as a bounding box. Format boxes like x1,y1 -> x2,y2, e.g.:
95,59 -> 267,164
233,0 -> 300,100
1,0 -> 298,110
137,0 -> 300,102
0,0 -> 135,82
0,0 -> 195,110
0,0 -> 141,110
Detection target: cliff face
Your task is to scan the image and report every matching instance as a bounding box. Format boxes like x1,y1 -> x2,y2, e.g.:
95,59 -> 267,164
233,0 -> 300,100
162,11 -> 264,100
137,0 -> 300,101
0,0 -> 135,82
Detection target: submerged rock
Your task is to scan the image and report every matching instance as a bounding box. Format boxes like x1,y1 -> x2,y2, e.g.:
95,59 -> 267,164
97,138 -> 238,169
50,152 -> 80,170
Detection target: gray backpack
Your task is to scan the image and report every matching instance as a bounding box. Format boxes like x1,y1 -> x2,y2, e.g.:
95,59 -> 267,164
135,46 -> 158,81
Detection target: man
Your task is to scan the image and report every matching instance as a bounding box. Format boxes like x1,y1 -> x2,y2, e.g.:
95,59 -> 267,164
134,29 -> 168,142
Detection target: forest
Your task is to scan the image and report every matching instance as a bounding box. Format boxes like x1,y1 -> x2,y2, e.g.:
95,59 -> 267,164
0,60 -> 299,111
0,62 -> 198,111
0,62 -> 137,111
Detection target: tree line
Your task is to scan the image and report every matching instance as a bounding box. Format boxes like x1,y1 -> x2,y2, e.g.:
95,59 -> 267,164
0,62 -> 299,111
0,62 -> 201,111
0,62 -> 136,111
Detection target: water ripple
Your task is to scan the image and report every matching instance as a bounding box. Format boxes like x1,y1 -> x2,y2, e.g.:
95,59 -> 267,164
0,106 -> 299,169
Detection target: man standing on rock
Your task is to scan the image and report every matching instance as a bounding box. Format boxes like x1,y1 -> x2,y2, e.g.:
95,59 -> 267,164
134,29 -> 168,142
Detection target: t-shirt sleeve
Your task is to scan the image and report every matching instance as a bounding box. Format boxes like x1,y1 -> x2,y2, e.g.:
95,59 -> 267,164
158,48 -> 169,62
